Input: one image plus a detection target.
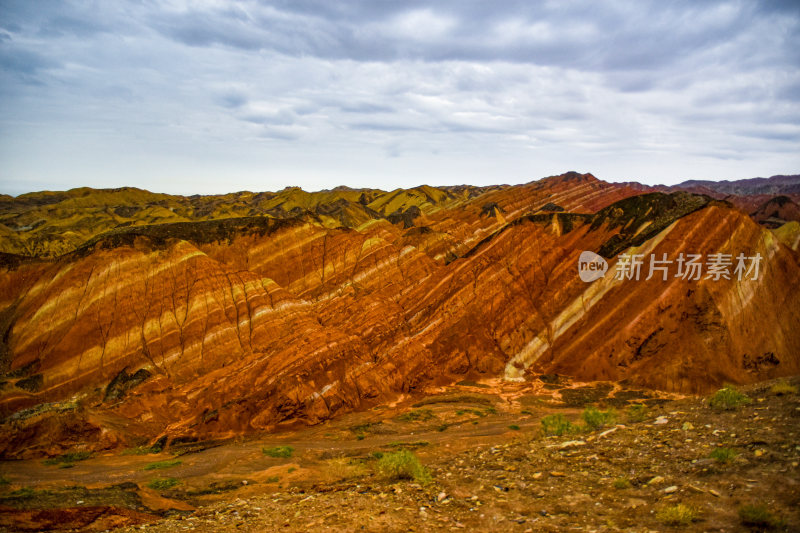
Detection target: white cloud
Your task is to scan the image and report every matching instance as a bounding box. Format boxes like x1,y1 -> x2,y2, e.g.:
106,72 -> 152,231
0,0 -> 798,195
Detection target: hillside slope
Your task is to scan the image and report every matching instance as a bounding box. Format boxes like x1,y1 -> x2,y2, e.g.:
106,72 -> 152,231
0,173 -> 798,458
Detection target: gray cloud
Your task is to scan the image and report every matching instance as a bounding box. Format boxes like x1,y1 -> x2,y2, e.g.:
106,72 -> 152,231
0,0 -> 798,195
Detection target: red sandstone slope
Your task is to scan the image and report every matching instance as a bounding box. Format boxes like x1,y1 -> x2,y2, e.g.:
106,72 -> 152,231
1,174 -> 799,457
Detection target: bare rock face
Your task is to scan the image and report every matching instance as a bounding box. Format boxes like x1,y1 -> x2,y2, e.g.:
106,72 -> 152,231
1,173 -> 799,457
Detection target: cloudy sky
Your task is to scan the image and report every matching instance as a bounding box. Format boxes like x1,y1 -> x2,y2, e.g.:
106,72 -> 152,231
0,0 -> 798,195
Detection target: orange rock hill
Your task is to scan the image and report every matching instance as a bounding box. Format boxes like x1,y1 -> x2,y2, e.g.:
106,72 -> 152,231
1,173 -> 798,457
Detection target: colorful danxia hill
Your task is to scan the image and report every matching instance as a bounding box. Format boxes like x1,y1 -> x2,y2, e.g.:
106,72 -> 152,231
1,172 -> 799,459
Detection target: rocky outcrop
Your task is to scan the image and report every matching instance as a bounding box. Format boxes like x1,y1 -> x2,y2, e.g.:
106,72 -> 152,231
749,195 -> 800,228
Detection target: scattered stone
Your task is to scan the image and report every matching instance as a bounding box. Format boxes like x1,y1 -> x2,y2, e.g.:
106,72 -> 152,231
437,492 -> 447,502
647,476 -> 665,485
598,427 -> 617,438
663,486 -> 678,494
549,471 -> 566,477
682,422 -> 694,430
654,416 -> 669,425
559,440 -> 586,448
626,498 -> 648,509
709,489 -> 721,497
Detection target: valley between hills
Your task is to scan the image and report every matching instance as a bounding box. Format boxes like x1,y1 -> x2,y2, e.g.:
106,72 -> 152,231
0,172 -> 799,531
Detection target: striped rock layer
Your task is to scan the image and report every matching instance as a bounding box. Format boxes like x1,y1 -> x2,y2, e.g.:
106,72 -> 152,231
1,173 -> 798,456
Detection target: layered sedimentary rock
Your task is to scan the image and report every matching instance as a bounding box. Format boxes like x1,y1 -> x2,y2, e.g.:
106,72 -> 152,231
1,173 -> 799,457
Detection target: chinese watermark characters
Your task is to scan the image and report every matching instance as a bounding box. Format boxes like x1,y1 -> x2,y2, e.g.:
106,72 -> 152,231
578,250 -> 763,283
613,252 -> 762,281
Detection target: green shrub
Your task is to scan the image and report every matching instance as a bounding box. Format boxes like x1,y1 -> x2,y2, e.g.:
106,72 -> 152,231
42,451 -> 91,466
147,478 -> 179,490
122,445 -> 162,456
626,404 -> 649,422
376,450 -> 431,484
540,414 -> 576,436
709,385 -> 751,410
612,477 -> 631,489
143,459 -> 182,471
386,441 -> 429,449
738,504 -> 784,529
656,504 -> 697,526
356,433 -> 365,440
508,424 -> 521,431
9,487 -> 37,498
709,447 -> 738,463
581,407 -> 617,430
266,476 -> 280,483
262,446 -> 294,458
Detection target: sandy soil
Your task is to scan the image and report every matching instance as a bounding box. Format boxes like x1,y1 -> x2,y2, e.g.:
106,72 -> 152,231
1,376 -> 798,532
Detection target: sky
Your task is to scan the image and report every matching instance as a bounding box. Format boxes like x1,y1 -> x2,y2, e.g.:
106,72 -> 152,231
0,0 -> 799,196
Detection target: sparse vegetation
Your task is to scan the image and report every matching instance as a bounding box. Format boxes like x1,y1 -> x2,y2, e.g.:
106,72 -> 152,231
9,487 -> 38,498
612,477 -> 631,489
0,475 -> 10,486
122,444 -> 162,455
436,424 -> 448,432
709,447 -> 738,463
581,407 -> 617,430
262,446 -> 294,458
540,414 -> 576,436
508,424 -> 520,431
396,408 -> 435,422
42,451 -> 91,466
349,422 -> 383,435
147,478 -> 179,490
709,384 -> 751,410
738,503 -> 784,529
321,457 -> 367,482
770,381 -> 798,396
412,394 -> 493,407
266,476 -> 280,483
458,408 -> 490,418
356,433 -> 365,440
143,459 -> 182,471
376,450 -> 431,484
656,503 -> 698,526
626,403 -> 649,422
386,441 -> 429,449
